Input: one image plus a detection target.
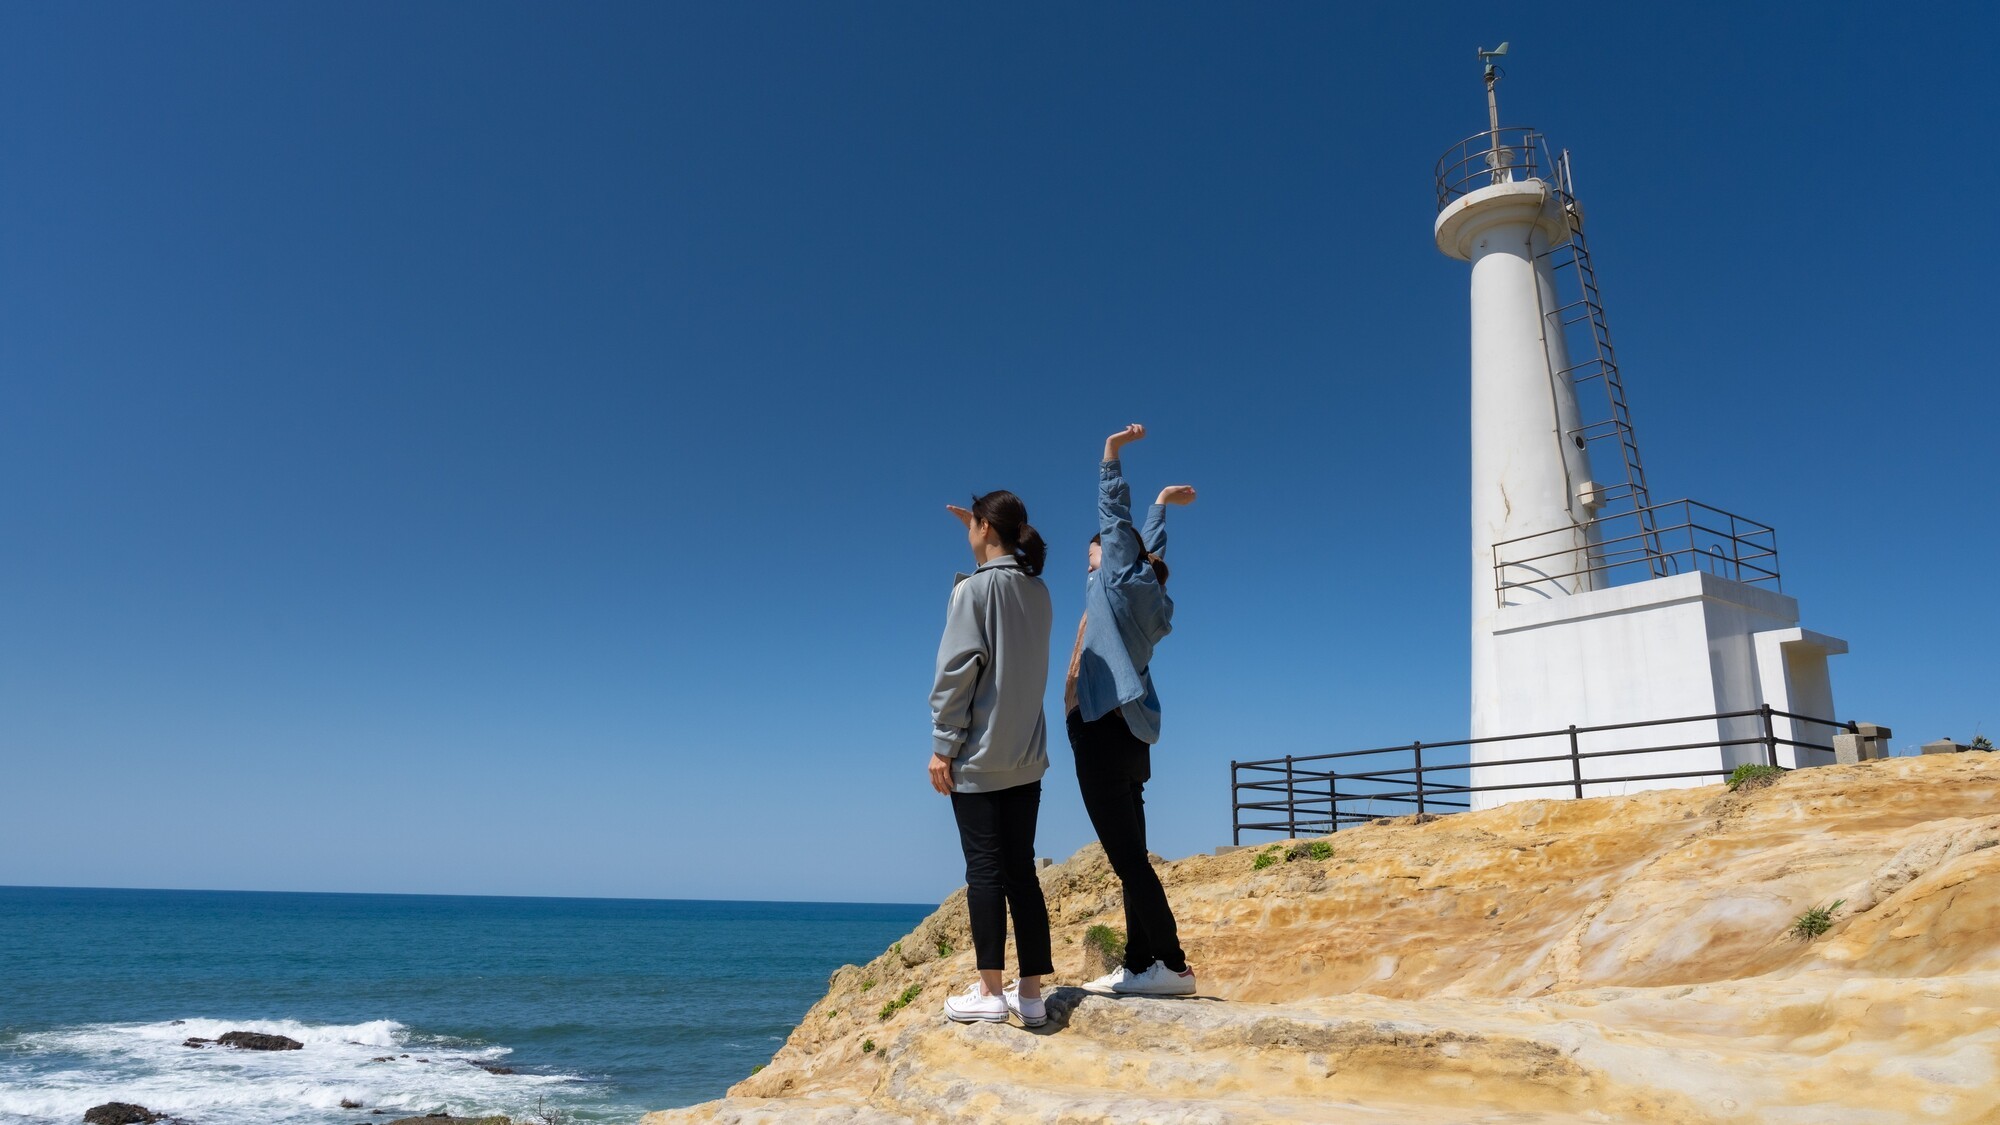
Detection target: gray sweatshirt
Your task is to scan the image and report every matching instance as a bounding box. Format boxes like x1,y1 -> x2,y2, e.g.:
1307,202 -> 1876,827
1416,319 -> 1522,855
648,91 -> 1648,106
929,555 -> 1052,794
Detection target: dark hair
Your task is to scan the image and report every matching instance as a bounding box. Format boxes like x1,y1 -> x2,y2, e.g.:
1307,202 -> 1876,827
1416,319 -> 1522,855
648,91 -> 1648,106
971,490 -> 1047,577
1089,530 -> 1169,589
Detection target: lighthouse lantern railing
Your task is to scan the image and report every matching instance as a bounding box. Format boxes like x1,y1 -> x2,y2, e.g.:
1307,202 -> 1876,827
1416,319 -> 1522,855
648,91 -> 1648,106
1434,127 -> 1556,209
1491,499 -> 1782,608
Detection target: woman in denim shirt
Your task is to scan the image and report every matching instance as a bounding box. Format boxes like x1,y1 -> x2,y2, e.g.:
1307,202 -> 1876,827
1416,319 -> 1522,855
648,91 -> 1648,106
1065,424 -> 1199,997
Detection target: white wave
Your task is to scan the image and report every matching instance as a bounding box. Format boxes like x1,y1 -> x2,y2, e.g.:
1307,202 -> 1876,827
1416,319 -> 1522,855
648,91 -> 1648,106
0,1017 -> 588,1125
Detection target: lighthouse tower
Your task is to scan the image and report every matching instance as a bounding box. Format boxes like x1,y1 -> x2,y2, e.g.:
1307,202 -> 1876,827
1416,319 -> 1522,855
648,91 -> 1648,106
1434,47 -> 1849,808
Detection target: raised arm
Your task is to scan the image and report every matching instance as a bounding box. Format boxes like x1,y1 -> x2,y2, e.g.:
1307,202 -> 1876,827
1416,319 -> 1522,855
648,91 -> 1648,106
1143,485 -> 1196,555
1097,424 -> 1149,583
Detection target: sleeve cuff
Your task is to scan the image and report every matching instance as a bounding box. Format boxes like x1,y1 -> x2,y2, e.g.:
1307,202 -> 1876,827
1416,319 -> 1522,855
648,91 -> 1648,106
932,733 -> 963,759
1100,458 -> 1121,478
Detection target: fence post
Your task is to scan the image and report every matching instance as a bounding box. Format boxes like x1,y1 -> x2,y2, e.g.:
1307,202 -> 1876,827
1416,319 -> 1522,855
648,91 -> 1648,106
1413,741 -> 1425,817
1761,703 -> 1779,769
1328,763 -> 1341,834
1284,755 -> 1296,837
1570,724 -> 1582,799
1230,760 -> 1240,846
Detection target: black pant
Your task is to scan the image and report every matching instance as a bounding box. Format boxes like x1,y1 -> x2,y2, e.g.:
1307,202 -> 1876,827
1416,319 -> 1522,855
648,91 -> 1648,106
1068,708 -> 1187,974
949,780 -> 1054,977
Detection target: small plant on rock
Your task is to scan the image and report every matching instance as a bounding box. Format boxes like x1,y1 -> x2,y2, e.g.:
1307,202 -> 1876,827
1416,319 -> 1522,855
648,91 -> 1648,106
859,977 -> 876,992
1973,735 -> 1993,751
861,1039 -> 876,1054
1253,851 -> 1278,870
1789,899 -> 1845,941
1727,764 -> 1784,791
878,983 -> 924,1021
936,939 -> 953,957
1083,923 -> 1126,965
1306,840 -> 1333,861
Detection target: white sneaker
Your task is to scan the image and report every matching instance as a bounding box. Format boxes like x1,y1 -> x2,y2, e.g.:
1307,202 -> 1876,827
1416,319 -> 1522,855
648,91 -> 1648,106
1110,960 -> 1197,997
1082,966 -> 1135,994
943,981 -> 1008,1023
1003,983 -> 1047,1028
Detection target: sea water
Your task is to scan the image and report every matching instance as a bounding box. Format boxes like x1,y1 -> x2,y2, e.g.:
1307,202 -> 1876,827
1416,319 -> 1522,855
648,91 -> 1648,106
0,887 -> 929,1123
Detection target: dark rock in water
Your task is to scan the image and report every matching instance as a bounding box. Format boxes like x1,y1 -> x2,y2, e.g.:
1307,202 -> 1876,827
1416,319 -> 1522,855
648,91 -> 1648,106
470,1061 -> 515,1075
181,1037 -> 213,1048
217,1030 -> 304,1051
168,1020 -> 185,1027
83,1105 -> 163,1125
383,1117 -> 512,1125
369,1056 -> 394,1063
340,1099 -> 364,1109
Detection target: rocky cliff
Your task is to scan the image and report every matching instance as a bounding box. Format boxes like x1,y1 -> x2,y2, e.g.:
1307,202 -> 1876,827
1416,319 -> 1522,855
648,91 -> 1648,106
647,752 -> 2000,1123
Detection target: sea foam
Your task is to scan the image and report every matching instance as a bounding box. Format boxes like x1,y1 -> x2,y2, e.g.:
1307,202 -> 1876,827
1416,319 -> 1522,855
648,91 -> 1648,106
0,1017 -> 585,1125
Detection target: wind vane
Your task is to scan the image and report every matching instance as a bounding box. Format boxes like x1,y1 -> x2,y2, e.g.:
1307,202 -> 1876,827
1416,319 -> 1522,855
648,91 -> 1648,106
1477,42 -> 1509,134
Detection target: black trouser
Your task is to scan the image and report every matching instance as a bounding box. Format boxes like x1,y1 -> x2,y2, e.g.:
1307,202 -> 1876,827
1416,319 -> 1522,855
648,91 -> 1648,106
949,779 -> 1054,977
1068,708 -> 1187,974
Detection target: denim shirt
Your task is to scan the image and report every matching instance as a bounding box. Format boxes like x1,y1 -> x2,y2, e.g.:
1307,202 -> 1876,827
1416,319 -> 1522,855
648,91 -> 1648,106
1075,458 -> 1173,743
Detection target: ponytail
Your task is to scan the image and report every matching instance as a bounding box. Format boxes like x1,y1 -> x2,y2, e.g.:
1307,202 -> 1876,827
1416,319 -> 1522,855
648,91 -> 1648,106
969,489 -> 1047,577
1014,522 -> 1047,577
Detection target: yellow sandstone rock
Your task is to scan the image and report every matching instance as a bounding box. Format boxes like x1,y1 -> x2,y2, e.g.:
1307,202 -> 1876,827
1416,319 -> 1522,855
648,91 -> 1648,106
648,752 -> 2000,1123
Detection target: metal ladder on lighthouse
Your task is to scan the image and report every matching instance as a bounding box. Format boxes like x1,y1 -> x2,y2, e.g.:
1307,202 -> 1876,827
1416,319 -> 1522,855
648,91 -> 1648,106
1539,148 -> 1668,578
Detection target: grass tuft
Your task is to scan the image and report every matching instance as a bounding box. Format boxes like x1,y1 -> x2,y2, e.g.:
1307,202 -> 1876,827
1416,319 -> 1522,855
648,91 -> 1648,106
1727,763 -> 1784,791
1789,899 -> 1845,940
1083,923 -> 1126,964
861,1038 -> 876,1054
878,983 -> 923,1021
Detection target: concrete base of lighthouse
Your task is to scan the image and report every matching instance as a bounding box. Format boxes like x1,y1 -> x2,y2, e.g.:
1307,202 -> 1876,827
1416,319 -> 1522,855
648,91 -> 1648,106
1469,571 -> 1846,809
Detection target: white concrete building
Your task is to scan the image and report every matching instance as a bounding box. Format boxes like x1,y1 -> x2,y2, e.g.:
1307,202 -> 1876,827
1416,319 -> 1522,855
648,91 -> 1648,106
1433,73 -> 1846,809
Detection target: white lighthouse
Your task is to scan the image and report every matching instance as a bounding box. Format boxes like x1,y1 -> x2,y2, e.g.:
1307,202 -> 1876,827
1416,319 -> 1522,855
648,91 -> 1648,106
1435,47 -> 1848,808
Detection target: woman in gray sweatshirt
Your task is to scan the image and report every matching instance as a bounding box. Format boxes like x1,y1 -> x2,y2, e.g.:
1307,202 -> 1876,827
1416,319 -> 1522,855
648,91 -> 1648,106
930,489 -> 1055,1028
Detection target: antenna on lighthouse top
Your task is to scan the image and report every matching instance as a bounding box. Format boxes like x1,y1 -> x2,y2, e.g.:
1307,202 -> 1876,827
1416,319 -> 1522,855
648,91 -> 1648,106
1478,42 -> 1509,135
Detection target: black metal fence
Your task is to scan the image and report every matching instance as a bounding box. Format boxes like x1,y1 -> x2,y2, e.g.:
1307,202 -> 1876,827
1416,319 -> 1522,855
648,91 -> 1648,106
1230,705 -> 1854,843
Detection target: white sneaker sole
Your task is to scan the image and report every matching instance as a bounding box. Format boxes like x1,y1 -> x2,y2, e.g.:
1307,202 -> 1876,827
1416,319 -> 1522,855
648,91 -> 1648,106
1110,980 -> 1197,998
944,1006 -> 1009,1024
1009,1006 -> 1049,1028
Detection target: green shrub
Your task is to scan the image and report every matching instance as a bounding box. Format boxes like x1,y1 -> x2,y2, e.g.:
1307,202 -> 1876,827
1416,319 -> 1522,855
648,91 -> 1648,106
1083,923 -> 1126,964
859,977 -> 876,992
1727,763 -> 1784,791
1974,735 -> 1993,751
861,1039 -> 876,1054
1789,899 -> 1845,940
749,1064 -> 765,1075
878,983 -> 924,1021
1306,840 -> 1333,861
936,939 -> 953,957
1253,851 -> 1278,870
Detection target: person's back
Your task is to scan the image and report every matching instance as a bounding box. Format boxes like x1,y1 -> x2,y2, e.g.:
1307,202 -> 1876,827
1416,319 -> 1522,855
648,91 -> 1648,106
1065,423 -> 1199,999
932,557 -> 1052,794
929,489 -> 1057,1028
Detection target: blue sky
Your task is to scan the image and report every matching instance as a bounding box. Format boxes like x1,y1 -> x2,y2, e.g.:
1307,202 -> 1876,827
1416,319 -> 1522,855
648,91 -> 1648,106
3,3 -> 1994,904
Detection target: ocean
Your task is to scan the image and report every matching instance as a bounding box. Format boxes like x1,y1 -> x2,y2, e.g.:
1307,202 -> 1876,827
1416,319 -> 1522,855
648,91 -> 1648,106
0,886 -> 930,1124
